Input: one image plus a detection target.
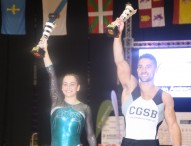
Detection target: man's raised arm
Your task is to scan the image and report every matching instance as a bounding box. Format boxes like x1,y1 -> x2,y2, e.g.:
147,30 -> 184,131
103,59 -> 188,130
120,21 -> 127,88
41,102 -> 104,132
112,19 -> 137,92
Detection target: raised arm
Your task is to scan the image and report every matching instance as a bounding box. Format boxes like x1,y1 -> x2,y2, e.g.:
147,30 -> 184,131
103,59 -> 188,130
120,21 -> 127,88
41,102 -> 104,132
37,38 -> 52,67
38,39 -> 63,109
112,19 -> 137,102
85,105 -> 97,146
163,92 -> 181,146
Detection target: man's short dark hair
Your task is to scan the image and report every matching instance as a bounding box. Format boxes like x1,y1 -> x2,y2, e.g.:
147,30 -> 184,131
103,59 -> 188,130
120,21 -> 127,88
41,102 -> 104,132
139,53 -> 157,67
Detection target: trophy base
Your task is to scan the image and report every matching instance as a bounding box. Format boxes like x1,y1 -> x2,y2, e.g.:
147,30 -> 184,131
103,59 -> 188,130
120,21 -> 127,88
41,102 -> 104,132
31,46 -> 45,58
105,24 -> 119,38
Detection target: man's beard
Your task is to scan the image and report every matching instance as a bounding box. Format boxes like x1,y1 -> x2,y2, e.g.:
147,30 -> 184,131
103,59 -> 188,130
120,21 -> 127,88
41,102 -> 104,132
139,75 -> 154,82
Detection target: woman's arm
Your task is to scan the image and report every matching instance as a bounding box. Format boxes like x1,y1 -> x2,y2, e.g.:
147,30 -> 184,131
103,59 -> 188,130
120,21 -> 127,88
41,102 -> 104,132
38,39 -> 63,109
85,105 -> 97,146
37,38 -> 52,67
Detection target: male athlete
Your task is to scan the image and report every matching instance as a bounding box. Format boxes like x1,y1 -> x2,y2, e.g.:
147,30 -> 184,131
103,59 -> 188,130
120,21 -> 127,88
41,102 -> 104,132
112,18 -> 181,146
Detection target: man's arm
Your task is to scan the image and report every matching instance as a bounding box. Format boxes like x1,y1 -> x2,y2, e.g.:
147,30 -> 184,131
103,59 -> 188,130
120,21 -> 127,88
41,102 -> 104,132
112,18 -> 137,102
163,92 -> 181,146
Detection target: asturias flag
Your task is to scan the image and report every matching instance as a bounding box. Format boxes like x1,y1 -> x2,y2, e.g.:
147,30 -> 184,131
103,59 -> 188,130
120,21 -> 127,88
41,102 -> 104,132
138,0 -> 165,28
88,0 -> 113,34
1,0 -> 26,35
173,0 -> 191,24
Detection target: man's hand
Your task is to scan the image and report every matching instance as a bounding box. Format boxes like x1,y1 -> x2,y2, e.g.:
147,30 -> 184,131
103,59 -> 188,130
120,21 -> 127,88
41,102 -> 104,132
111,18 -> 125,38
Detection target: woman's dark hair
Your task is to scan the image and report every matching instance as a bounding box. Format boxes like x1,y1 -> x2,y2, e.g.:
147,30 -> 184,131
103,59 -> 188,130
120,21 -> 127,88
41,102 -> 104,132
63,73 -> 80,85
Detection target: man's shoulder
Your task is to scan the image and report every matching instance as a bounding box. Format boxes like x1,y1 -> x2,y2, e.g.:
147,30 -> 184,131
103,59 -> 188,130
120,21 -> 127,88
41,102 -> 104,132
161,90 -> 174,105
161,90 -> 172,98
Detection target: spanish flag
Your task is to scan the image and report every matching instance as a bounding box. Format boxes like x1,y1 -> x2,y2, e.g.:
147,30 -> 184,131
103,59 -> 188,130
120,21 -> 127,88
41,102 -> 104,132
173,0 -> 191,24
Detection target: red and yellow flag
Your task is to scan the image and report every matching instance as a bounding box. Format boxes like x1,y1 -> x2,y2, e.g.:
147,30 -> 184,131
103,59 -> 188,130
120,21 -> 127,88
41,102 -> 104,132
88,0 -> 113,34
138,0 -> 165,28
173,0 -> 191,24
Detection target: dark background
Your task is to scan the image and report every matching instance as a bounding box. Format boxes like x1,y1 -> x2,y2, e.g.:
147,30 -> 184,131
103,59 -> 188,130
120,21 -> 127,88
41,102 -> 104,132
0,0 -> 191,146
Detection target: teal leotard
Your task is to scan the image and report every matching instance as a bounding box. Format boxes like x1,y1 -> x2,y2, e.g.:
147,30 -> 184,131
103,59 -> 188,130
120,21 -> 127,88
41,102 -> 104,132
51,106 -> 85,146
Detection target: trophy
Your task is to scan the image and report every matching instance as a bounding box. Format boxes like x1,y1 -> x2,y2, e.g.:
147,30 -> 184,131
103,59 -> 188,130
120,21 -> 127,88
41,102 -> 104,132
105,3 -> 137,37
31,0 -> 67,58
31,15 -> 56,58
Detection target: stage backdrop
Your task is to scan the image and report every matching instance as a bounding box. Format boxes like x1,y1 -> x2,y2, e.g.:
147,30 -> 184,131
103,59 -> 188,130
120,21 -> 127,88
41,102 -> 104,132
0,0 -> 191,146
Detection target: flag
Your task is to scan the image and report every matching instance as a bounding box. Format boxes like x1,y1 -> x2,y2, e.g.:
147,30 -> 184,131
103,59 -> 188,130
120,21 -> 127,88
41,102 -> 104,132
138,0 -> 165,28
42,0 -> 67,35
88,0 -> 113,34
1,0 -> 26,35
173,0 -> 191,24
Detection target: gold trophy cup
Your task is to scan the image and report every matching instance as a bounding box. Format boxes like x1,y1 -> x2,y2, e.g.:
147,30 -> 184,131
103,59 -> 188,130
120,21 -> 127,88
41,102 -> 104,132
105,3 -> 137,37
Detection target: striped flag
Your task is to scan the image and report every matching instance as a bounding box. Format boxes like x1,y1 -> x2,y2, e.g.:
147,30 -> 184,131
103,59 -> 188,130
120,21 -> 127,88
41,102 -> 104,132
88,0 -> 113,34
1,0 -> 26,35
42,0 -> 67,35
138,0 -> 165,28
173,0 -> 191,24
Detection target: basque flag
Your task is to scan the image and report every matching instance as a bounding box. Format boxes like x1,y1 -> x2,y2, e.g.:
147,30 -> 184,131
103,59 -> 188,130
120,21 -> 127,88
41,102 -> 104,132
88,0 -> 113,34
1,0 -> 26,35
